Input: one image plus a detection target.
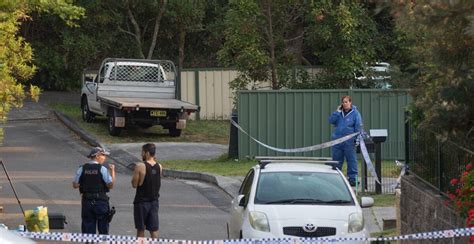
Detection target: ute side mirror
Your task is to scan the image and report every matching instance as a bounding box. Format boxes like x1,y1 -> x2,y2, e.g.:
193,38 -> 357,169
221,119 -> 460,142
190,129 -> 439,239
238,195 -> 246,207
360,197 -> 374,208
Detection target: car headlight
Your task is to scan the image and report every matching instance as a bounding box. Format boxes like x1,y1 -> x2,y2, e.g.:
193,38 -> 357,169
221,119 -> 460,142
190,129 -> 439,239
348,212 -> 364,233
249,211 -> 270,232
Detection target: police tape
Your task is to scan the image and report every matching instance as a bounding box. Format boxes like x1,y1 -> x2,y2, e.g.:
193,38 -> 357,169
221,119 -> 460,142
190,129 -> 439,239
16,227 -> 474,243
230,119 -> 359,153
358,130 -> 380,184
392,160 -> 408,189
230,120 -> 381,184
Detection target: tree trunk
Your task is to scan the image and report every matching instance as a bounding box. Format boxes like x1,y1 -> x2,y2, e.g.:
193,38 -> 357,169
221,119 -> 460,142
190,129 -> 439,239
178,26 -> 186,68
265,1 -> 278,89
147,0 -> 168,59
286,25 -> 304,65
125,2 -> 145,59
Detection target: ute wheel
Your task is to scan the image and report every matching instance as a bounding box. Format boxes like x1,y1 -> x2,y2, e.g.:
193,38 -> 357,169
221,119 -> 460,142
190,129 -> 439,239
168,123 -> 182,137
81,98 -> 95,122
108,115 -> 122,136
169,128 -> 182,137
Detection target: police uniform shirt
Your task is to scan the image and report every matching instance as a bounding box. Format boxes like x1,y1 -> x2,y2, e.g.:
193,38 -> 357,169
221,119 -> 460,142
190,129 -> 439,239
73,161 -> 113,185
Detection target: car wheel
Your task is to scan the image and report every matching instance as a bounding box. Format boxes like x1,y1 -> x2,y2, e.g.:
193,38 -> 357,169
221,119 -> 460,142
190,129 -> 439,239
81,98 -> 95,122
169,128 -> 182,137
108,115 -> 122,136
168,123 -> 182,137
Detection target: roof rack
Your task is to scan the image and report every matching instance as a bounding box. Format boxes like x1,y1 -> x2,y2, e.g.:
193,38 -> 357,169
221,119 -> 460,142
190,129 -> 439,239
256,157 -> 339,169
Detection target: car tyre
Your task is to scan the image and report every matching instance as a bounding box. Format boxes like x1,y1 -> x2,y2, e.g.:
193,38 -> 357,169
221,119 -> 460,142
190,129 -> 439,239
168,123 -> 182,137
81,98 -> 95,122
108,115 -> 122,136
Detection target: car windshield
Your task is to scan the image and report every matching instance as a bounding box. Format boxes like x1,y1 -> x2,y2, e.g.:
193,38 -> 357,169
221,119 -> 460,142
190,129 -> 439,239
254,172 -> 354,205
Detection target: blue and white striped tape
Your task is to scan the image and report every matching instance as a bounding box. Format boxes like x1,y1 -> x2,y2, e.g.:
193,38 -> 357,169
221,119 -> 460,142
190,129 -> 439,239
392,160 -> 408,189
16,227 -> 474,243
230,120 -> 380,184
358,130 -> 380,184
230,119 -> 359,153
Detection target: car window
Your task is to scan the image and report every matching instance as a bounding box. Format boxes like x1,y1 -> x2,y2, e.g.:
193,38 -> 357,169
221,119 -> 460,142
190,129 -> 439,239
239,169 -> 255,195
108,65 -> 164,82
254,172 -> 353,205
241,170 -> 255,206
98,64 -> 108,83
238,170 -> 250,195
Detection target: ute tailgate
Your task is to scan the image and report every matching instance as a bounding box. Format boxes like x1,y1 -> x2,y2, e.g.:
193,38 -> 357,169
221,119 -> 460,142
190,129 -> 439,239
99,96 -> 199,111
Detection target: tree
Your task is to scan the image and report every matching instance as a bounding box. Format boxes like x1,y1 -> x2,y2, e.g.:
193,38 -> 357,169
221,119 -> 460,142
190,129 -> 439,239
394,1 -> 474,145
0,0 -> 83,141
21,0 -> 224,90
117,0 -> 168,59
306,0 -> 378,89
24,0 -> 126,90
166,1 -> 205,68
218,0 -> 310,90
218,0 -> 383,90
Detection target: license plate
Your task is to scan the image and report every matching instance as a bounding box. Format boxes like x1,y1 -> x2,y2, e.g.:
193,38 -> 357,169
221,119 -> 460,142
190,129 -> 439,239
150,110 -> 166,117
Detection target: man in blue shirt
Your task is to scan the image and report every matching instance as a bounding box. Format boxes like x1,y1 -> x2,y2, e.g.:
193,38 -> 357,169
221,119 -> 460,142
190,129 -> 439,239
73,147 -> 115,234
329,95 -> 362,186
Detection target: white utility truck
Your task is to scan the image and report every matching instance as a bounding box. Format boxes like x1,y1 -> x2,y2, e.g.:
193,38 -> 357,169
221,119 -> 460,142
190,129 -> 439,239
81,58 -> 199,136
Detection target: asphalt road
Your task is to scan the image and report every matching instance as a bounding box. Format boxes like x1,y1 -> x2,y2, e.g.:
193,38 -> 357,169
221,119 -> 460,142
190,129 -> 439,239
0,99 -> 232,240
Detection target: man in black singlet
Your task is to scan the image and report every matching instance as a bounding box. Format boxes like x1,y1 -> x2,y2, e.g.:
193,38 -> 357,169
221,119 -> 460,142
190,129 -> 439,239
131,143 -> 162,239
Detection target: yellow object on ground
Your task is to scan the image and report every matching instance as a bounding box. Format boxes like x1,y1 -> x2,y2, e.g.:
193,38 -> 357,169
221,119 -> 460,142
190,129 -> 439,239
24,206 -> 49,232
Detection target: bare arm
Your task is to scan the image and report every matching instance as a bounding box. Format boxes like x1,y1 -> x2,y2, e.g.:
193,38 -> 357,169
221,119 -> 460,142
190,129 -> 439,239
131,163 -> 146,188
107,164 -> 116,189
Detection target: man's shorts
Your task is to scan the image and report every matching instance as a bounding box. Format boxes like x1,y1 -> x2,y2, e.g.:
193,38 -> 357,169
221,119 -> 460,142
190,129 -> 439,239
133,200 -> 159,231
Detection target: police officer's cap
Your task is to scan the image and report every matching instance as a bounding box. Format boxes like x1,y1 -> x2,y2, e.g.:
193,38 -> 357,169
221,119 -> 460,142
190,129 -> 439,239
88,147 -> 110,158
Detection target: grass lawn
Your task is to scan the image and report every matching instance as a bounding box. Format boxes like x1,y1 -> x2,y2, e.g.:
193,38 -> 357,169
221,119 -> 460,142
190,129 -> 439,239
342,160 -> 401,178
50,103 -> 230,145
162,154 -> 256,176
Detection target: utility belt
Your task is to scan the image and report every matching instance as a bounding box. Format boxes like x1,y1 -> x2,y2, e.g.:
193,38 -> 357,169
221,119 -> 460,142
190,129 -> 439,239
81,192 -> 109,201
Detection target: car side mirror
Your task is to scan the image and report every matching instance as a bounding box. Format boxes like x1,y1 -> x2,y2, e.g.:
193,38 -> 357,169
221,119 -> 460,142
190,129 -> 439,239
360,197 -> 374,208
238,195 -> 246,207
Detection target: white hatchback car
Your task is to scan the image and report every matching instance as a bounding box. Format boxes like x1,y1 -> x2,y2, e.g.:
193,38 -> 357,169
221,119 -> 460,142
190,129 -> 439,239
228,157 -> 374,242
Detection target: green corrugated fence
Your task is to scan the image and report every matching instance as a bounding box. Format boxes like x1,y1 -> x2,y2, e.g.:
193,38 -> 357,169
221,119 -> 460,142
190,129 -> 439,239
237,89 -> 412,160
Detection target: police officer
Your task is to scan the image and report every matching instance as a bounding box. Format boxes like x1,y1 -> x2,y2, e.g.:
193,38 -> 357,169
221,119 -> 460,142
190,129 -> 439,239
73,147 -> 115,234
